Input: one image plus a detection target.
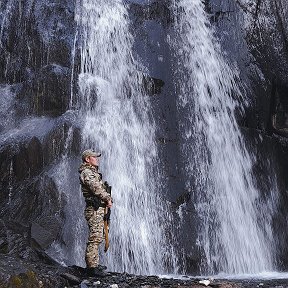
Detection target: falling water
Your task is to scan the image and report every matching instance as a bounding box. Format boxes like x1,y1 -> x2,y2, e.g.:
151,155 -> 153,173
45,124 -> 87,266
0,0 -> 14,48
0,85 -> 16,131
172,0 -> 276,274
8,160 -> 13,205
75,0 -> 178,275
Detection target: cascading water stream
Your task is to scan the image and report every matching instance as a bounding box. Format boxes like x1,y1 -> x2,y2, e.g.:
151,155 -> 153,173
171,0 -> 276,274
75,0 -> 178,275
46,126 -> 87,267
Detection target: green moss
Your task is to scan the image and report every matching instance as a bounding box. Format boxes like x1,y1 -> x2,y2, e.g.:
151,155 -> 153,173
8,276 -> 22,287
0,243 -> 9,254
7,271 -> 40,288
26,271 -> 36,282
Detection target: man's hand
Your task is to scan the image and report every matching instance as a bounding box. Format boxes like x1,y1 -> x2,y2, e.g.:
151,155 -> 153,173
107,199 -> 113,208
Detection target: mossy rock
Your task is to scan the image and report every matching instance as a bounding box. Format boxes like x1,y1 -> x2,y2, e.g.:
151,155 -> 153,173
7,271 -> 41,288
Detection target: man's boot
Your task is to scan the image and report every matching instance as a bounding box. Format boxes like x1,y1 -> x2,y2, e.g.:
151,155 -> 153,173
98,264 -> 107,270
87,267 -> 109,277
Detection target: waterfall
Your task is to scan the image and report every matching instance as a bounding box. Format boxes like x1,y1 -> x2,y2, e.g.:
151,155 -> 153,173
75,0 -> 178,275
171,0 -> 276,274
0,85 -> 16,132
45,123 -> 87,267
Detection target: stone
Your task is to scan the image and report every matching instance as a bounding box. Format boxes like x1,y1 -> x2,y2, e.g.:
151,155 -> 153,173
199,279 -> 211,286
60,273 -> 81,285
80,279 -> 91,288
31,222 -> 55,249
142,74 -> 165,96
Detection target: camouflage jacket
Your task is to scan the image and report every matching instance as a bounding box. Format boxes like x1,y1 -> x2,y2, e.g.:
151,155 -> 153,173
79,163 -> 111,206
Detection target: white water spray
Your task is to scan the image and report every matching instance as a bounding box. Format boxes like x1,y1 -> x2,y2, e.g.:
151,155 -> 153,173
46,125 -> 87,267
172,0 -> 276,274
76,0 -> 178,275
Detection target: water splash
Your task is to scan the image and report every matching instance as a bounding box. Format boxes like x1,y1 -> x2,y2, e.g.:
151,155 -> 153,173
47,126 -> 87,266
75,0 -> 178,275
0,85 -> 16,132
8,160 -> 13,206
171,0 -> 276,274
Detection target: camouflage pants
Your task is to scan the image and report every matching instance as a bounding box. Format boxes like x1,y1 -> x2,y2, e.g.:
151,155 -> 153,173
84,206 -> 105,268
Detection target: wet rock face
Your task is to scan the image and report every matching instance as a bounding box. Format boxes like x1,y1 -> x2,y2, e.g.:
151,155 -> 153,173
242,0 -> 288,84
18,64 -> 71,116
0,0 -> 75,82
207,0 -> 288,131
242,0 -> 288,131
0,0 -> 75,116
0,0 -> 79,261
129,0 -> 172,26
0,172 -> 65,252
0,0 -> 75,215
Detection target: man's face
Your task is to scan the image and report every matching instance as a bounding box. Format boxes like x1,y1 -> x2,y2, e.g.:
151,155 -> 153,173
86,155 -> 100,167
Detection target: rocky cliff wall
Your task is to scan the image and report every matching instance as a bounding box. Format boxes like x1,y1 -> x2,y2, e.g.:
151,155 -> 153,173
0,0 -> 80,265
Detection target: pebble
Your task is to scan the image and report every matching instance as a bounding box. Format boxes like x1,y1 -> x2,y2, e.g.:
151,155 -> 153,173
80,280 -> 90,288
199,280 -> 211,286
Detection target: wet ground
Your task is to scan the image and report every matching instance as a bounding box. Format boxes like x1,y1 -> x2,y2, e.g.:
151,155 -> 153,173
1,254 -> 288,288
63,270 -> 288,288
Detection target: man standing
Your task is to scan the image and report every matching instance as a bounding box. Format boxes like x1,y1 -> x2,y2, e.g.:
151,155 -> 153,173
79,149 -> 113,277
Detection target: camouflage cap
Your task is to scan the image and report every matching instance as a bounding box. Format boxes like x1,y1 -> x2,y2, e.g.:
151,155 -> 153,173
82,149 -> 101,161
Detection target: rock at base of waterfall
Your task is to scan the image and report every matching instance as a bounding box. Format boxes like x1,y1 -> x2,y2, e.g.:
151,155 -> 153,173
0,255 -> 288,288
